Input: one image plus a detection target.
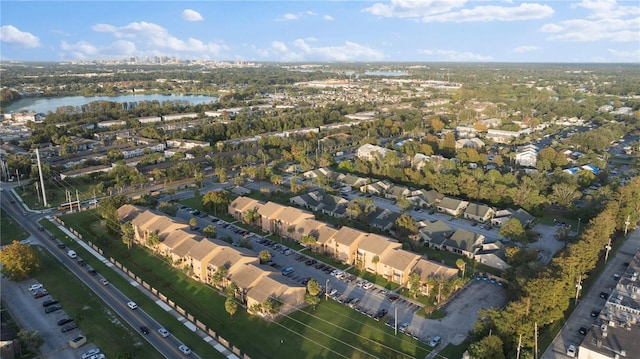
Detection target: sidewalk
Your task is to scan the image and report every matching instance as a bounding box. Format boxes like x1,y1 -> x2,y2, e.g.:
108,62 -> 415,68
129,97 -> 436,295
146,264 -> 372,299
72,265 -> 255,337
47,216 -> 241,359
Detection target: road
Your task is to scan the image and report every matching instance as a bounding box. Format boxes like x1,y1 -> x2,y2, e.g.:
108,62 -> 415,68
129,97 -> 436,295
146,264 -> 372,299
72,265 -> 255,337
541,226 -> 640,358
1,186 -> 198,359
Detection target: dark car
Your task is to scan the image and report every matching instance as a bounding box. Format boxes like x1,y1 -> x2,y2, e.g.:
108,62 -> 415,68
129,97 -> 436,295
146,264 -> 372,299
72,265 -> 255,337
578,326 -> 588,335
61,322 -> 78,333
373,309 -> 388,320
57,317 -> 74,326
140,326 -> 150,335
44,304 -> 62,313
599,292 -> 609,299
591,310 -> 600,318
57,243 -> 66,249
42,299 -> 59,307
388,295 -> 399,302
88,268 -> 97,275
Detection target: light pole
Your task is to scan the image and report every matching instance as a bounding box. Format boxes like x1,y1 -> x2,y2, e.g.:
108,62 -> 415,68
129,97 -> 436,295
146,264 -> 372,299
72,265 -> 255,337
605,237 -> 612,263
575,275 -> 582,305
625,215 -> 630,236
325,279 -> 329,301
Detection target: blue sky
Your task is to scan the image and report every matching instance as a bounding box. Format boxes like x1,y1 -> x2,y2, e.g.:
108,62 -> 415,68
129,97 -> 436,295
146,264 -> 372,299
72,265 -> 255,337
1,0 -> 638,63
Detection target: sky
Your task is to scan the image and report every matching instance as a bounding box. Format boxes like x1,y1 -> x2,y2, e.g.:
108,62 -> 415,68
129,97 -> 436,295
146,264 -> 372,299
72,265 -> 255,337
0,0 -> 638,63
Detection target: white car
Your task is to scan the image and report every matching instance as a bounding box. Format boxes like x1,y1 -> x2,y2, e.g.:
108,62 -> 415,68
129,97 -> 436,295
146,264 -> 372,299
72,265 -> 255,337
81,349 -> 100,359
28,283 -> 43,292
566,344 -> 577,357
398,322 -> 409,333
88,354 -> 105,359
330,270 -> 340,277
362,281 -> 374,290
100,278 -> 109,285
158,328 -> 170,337
127,301 -> 138,310
179,344 -> 192,355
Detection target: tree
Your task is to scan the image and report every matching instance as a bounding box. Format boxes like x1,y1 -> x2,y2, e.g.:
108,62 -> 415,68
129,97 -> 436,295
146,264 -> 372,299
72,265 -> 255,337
17,329 -> 44,354
121,221 -> 134,249
307,279 -> 321,297
96,194 -> 128,235
0,241 -> 40,281
203,191 -> 229,216
189,217 -> 198,228
211,266 -> 228,288
259,249 -> 272,264
456,258 -> 466,278
215,167 -> 227,183
243,209 -> 261,225
395,213 -> 418,237
145,231 -> 160,251
203,225 -> 216,238
407,272 -> 421,299
468,335 -> 505,359
305,293 -> 321,309
225,298 -> 238,318
301,234 -> 317,247
499,218 -> 526,243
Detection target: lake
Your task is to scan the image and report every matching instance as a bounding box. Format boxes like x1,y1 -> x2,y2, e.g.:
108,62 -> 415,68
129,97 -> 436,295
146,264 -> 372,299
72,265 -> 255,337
4,93 -> 219,114
364,71 -> 409,77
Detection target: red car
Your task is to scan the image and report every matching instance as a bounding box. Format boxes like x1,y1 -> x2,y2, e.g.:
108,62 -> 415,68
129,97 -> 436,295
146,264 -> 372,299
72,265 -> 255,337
34,291 -> 49,299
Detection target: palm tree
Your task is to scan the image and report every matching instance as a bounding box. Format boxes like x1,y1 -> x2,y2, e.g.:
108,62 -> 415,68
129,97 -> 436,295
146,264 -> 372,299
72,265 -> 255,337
455,258 -> 466,278
189,217 -> 198,228
225,298 -> 237,319
145,231 -> 160,252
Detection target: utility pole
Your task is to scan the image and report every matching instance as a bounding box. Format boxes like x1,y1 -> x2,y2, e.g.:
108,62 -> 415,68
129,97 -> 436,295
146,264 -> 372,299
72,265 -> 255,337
35,148 -> 48,207
605,238 -> 612,262
516,333 -> 522,359
394,307 -> 398,335
76,189 -> 81,212
575,275 -> 582,305
15,169 -> 21,187
576,217 -> 581,236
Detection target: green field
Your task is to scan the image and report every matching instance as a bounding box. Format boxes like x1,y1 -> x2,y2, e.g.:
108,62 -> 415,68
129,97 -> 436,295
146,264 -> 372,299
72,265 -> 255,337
60,211 -> 435,359
0,209 -> 29,245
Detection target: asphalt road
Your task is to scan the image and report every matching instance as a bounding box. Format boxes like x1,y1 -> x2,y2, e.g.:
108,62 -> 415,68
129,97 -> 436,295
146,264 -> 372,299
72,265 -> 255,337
1,186 -> 197,359
541,226 -> 640,359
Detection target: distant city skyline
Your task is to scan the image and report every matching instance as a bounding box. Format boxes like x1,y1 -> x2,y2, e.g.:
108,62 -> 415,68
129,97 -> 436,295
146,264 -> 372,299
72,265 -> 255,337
1,0 -> 638,63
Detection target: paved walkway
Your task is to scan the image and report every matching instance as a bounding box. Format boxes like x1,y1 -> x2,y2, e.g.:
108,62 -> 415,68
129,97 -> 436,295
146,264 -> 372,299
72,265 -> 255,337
47,217 -> 240,359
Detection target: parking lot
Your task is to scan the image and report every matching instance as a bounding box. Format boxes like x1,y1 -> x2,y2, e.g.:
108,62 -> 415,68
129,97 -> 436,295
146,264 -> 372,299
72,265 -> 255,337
1,275 -> 101,359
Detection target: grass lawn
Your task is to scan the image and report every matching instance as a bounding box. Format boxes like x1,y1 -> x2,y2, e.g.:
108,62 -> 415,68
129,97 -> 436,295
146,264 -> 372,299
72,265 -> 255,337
60,211 -> 435,359
1,209 -> 29,245
31,245 -> 163,359
16,182 -> 96,210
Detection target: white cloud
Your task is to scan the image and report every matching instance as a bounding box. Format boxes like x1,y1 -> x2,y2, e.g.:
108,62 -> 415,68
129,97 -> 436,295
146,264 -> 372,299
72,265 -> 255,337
421,3 -> 553,22
541,0 -> 639,42
271,41 -> 288,52
418,48 -> 492,61
514,45 -> 540,53
608,48 -> 640,60
0,25 -> 41,48
363,0 -> 467,18
256,39 -> 384,61
182,9 -> 204,22
541,17 -> 639,42
323,15 -> 335,21
91,21 -> 229,55
60,39 -> 136,60
276,11 -> 317,22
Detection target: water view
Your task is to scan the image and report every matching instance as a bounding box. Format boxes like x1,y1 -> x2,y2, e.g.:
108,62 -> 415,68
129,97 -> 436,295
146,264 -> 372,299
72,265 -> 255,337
364,71 -> 409,77
4,93 -> 219,114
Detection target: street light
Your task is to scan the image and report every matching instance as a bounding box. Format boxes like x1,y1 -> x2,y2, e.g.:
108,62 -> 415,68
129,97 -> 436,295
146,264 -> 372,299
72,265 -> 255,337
575,275 -> 582,305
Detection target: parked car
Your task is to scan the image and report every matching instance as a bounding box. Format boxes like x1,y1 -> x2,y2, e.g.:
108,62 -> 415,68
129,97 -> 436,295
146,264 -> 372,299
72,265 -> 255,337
57,317 -> 74,326
61,322 -> 79,333
282,267 -> 294,276
388,294 -> 399,302
566,344 -> 577,357
599,291 -> 609,299
578,326 -> 588,335
28,283 -> 43,292
81,349 -> 100,359
158,328 -> 170,337
34,290 -> 49,299
42,298 -> 59,307
398,322 -> 409,333
428,335 -> 442,347
44,304 -> 62,313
